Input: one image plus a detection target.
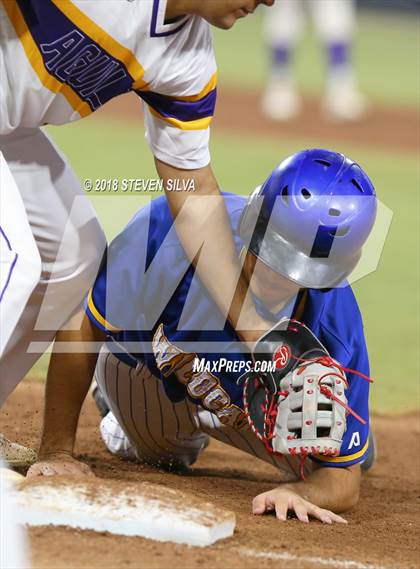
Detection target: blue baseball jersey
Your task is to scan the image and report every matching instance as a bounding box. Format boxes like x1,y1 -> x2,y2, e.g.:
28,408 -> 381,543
85,194 -> 371,468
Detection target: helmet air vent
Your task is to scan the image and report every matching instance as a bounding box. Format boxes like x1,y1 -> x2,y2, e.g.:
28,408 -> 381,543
351,178 -> 364,193
301,188 -> 311,199
281,186 -> 289,205
329,208 -> 341,217
313,159 -> 331,167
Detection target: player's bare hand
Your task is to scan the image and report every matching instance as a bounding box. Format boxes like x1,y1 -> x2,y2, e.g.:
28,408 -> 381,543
252,488 -> 348,524
27,452 -> 94,478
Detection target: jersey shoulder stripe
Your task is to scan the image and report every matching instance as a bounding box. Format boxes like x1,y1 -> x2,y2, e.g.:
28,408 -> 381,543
167,73 -> 217,102
138,73 -> 217,131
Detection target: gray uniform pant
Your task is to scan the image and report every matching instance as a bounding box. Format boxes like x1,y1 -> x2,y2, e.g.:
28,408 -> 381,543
96,344 -> 311,479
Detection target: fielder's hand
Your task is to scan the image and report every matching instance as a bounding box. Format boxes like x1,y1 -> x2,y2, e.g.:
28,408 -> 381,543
27,452 -> 94,478
252,487 -> 347,524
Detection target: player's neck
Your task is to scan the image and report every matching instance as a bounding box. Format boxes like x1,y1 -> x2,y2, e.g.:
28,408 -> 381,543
165,0 -> 190,23
261,295 -> 295,315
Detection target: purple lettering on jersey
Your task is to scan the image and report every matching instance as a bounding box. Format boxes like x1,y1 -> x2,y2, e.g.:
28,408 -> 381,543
39,30 -> 85,71
16,0 -> 134,111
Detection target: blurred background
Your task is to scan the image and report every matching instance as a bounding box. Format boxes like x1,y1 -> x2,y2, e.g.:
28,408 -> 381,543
33,0 -> 418,414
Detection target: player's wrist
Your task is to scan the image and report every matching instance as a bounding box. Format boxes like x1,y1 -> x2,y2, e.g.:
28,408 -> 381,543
38,436 -> 75,459
236,321 -> 271,346
37,449 -> 74,461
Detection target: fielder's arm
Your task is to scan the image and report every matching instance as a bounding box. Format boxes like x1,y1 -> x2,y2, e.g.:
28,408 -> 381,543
155,159 -> 268,344
27,313 -> 105,477
252,464 -> 361,524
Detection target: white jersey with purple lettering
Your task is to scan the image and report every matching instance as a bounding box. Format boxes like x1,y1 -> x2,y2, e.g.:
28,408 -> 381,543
0,0 -> 217,168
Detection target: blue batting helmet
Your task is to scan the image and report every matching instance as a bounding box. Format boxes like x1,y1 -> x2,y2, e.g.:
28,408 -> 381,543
238,148 -> 377,288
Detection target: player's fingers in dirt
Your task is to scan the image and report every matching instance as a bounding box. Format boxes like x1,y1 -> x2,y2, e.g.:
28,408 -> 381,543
252,490 -> 347,524
252,491 -> 307,522
274,499 -> 288,521
252,490 -> 306,521
300,500 -> 348,525
252,492 -> 272,514
290,497 -> 310,523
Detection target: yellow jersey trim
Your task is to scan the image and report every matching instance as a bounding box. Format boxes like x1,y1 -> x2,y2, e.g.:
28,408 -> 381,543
87,290 -> 121,333
3,0 -> 92,117
315,439 -> 369,463
147,106 -> 213,131
172,73 -> 217,102
52,0 -> 148,90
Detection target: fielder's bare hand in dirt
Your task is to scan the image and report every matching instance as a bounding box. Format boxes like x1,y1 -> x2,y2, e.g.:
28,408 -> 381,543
0,0 -> 274,465
29,149 -> 377,524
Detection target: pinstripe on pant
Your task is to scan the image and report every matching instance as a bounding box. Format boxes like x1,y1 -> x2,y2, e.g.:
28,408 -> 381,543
95,344 -> 311,478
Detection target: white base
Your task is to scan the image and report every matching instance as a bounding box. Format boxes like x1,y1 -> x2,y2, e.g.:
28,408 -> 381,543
12,479 -> 235,547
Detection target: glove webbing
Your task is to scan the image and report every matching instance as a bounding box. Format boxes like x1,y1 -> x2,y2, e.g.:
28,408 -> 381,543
243,353 -> 373,480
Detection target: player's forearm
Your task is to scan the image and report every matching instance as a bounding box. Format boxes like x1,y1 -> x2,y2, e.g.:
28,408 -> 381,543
155,158 -> 267,343
284,465 -> 361,513
39,315 -> 105,457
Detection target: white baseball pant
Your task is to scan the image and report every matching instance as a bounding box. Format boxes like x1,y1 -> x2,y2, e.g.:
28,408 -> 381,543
96,344 -> 313,479
0,127 -> 106,405
264,0 -> 356,47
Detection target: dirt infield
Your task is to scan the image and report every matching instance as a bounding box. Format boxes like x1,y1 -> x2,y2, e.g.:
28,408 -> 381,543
1,381 -> 419,569
97,87 -> 419,154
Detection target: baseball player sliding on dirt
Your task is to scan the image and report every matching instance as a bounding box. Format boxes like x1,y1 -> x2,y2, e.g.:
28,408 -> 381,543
0,0 -> 274,465
29,149 -> 377,524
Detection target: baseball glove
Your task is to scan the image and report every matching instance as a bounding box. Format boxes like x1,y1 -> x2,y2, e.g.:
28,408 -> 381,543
242,318 -> 368,477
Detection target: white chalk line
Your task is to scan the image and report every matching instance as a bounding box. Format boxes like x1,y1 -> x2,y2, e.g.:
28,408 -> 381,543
237,547 -> 389,569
